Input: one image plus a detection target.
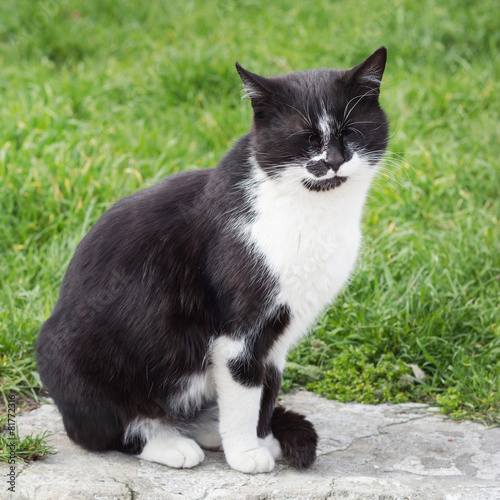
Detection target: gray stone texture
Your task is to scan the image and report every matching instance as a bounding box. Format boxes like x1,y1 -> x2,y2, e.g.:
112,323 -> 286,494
3,390 -> 499,499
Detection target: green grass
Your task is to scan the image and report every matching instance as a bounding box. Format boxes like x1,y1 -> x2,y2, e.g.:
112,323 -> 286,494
0,0 -> 499,428
1,431 -> 56,464
1,421 -> 56,465
0,394 -> 56,464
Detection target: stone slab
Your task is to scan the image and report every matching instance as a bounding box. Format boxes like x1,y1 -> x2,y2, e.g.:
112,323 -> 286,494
3,391 -> 499,499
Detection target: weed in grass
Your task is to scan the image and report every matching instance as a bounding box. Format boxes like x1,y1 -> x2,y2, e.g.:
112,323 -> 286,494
284,341 -> 427,404
0,428 -> 57,465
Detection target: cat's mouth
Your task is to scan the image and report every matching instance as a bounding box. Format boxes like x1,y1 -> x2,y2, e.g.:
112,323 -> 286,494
301,175 -> 348,192
302,157 -> 350,192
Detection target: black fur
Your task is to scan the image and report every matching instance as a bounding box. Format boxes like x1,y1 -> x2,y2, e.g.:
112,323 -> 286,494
228,306 -> 290,387
36,47 -> 389,468
257,365 -> 282,438
271,406 -> 318,469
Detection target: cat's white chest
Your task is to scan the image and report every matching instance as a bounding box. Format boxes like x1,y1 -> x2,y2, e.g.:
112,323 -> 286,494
242,165 -> 370,354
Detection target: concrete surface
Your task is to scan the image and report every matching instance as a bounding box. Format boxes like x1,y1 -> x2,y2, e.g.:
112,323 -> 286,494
3,390 -> 500,500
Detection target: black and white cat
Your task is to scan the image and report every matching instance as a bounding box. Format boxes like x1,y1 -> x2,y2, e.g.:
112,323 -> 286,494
36,47 -> 389,473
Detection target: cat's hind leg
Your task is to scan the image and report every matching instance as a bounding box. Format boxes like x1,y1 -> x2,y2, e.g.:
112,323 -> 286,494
184,404 -> 222,451
125,418 -> 205,469
263,346 -> 317,468
258,434 -> 282,460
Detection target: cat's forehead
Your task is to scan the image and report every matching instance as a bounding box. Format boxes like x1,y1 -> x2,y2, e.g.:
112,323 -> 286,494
272,68 -> 351,118
277,67 -> 346,89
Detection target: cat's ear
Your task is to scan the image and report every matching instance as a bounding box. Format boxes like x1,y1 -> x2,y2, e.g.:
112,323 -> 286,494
349,47 -> 387,97
235,63 -> 274,118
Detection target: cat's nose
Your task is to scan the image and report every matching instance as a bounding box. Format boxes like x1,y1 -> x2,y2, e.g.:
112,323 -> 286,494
326,143 -> 345,172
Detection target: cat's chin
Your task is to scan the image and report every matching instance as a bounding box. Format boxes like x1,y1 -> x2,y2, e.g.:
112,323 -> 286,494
301,176 -> 348,192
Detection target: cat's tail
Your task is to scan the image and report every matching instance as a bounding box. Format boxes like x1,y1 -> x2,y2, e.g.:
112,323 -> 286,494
270,405 -> 318,469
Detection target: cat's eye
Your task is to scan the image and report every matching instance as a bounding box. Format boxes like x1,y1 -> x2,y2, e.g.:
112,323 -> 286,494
341,129 -> 357,141
308,134 -> 321,148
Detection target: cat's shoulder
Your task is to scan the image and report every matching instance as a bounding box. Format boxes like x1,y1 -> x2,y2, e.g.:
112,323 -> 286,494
118,168 -> 214,210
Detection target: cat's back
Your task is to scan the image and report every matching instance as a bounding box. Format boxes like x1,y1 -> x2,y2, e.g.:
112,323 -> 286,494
90,168 -> 214,243
39,167 -> 219,347
37,166 -> 221,384
65,168 -> 214,280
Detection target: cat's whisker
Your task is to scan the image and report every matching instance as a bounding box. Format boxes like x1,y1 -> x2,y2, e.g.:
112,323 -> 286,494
349,126 -> 366,139
365,149 -> 414,177
374,171 -> 409,190
285,130 -> 310,140
343,88 -> 380,123
345,120 -> 382,126
285,103 -> 314,129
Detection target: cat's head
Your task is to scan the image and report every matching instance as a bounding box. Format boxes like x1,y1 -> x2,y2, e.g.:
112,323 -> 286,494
236,47 -> 389,192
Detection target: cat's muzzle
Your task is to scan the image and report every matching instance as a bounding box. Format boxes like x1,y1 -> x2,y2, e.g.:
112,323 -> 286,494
305,159 -> 340,178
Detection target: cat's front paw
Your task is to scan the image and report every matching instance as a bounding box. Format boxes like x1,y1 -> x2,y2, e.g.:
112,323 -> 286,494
226,447 -> 275,473
139,435 -> 205,469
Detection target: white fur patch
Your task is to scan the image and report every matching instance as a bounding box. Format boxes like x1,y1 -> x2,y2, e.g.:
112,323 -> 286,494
241,155 -> 379,367
258,434 -> 282,460
309,151 -> 327,163
336,153 -> 364,178
170,371 -> 215,413
124,417 -> 164,443
210,336 -> 260,450
318,109 -> 331,140
210,336 -> 275,473
139,432 -> 205,468
124,417 -> 205,468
